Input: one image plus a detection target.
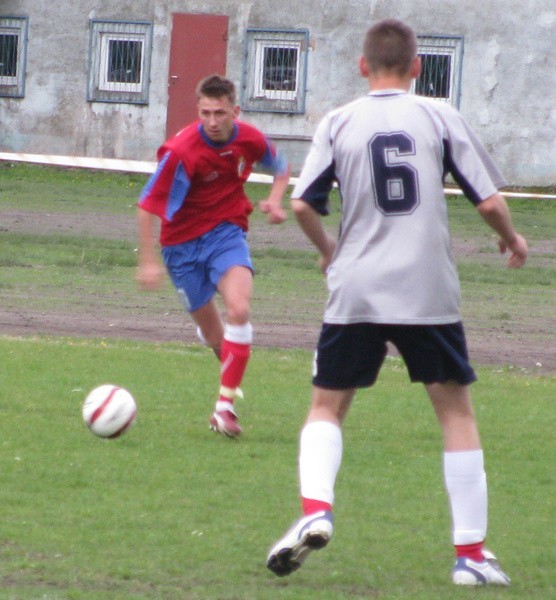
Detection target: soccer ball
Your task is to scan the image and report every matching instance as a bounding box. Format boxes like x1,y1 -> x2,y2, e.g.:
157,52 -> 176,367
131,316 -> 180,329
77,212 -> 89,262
82,384 -> 137,438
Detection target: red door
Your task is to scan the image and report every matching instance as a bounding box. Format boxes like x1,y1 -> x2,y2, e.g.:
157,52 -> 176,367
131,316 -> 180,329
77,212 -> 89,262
166,13 -> 229,138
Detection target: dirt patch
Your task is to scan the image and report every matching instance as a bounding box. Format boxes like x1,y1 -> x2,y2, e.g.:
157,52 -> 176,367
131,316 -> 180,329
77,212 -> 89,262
0,209 -> 554,374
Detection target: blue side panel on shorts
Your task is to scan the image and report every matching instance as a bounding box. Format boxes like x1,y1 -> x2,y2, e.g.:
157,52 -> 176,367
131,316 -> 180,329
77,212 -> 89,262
162,223 -> 252,313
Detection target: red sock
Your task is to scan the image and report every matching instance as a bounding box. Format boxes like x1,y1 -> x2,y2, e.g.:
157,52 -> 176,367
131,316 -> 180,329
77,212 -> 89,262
455,541 -> 484,562
302,497 -> 332,516
220,338 -> 250,393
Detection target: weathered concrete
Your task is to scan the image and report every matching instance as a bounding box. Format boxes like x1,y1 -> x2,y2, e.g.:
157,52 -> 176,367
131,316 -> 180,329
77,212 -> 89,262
1,0 -> 554,185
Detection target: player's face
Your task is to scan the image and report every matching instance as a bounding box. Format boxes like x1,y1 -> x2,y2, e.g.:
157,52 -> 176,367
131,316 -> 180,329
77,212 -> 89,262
198,95 -> 239,143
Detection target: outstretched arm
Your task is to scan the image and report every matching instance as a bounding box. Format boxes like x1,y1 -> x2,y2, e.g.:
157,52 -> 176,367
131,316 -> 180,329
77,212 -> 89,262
291,198 -> 337,275
136,207 -> 166,290
476,193 -> 528,268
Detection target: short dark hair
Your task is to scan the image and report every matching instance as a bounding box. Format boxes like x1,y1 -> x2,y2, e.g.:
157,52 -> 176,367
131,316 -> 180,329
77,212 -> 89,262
196,74 -> 236,104
363,19 -> 417,76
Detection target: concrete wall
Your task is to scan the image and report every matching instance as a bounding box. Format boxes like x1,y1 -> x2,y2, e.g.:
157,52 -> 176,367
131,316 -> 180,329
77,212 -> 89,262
0,0 -> 554,185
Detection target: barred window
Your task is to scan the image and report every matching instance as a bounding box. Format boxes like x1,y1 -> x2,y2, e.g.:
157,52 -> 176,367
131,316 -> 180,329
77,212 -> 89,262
0,16 -> 28,98
413,35 -> 464,107
88,20 -> 152,104
0,34 -> 18,77
258,45 -> 298,97
242,29 -> 309,114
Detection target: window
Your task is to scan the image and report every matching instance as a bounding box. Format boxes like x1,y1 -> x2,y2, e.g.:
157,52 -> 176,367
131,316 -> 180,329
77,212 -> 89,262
0,16 -> 28,98
99,35 -> 143,92
242,29 -> 309,113
255,44 -> 298,100
88,20 -> 152,104
413,35 -> 464,107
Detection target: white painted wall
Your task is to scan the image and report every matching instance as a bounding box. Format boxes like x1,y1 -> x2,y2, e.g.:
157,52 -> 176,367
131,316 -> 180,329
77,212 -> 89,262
1,0 -> 554,185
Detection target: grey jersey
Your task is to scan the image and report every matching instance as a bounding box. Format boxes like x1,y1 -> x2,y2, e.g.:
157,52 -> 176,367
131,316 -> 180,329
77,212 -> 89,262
293,90 -> 506,325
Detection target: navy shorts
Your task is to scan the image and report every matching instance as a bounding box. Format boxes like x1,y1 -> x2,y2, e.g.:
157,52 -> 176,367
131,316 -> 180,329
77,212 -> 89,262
161,222 -> 253,312
313,322 -> 477,389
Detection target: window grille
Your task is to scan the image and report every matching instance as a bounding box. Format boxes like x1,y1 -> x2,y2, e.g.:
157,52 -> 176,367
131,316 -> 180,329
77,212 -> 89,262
0,34 -> 18,77
0,16 -> 28,98
242,29 -> 309,113
413,35 -> 464,108
88,20 -> 152,104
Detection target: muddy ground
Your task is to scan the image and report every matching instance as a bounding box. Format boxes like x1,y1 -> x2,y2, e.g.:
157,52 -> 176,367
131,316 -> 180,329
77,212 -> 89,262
1,209 -> 554,374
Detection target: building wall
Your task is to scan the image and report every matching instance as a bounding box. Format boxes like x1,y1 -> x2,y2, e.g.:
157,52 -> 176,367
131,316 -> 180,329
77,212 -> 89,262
0,0 -> 554,185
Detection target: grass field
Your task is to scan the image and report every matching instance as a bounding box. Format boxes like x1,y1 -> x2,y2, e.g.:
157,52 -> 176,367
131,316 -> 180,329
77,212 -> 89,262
1,336 -> 554,600
1,163 -> 555,366
0,164 -> 555,598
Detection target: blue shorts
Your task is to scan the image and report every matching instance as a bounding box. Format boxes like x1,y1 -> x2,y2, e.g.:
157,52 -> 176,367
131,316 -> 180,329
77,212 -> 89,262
313,322 -> 477,388
161,223 -> 253,312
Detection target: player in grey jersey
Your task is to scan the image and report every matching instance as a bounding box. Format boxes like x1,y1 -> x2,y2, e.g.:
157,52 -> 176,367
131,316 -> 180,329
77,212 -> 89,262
267,19 -> 527,586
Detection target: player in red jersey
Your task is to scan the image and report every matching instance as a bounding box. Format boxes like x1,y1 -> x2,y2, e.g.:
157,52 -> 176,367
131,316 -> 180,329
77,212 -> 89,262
137,74 -> 291,437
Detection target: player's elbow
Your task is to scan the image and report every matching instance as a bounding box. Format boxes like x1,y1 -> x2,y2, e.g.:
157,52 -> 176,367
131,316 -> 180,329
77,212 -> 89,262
476,192 -> 505,218
291,198 -> 310,216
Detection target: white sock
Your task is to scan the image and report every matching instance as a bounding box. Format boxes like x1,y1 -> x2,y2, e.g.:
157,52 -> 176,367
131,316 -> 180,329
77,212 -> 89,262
444,450 -> 488,545
224,322 -> 253,344
299,421 -> 342,506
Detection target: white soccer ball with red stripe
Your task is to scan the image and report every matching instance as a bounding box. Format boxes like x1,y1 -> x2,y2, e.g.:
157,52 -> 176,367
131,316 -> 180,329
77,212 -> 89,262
82,384 -> 137,438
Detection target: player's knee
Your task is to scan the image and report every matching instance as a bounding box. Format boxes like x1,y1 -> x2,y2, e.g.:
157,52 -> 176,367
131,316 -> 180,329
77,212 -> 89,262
226,302 -> 250,326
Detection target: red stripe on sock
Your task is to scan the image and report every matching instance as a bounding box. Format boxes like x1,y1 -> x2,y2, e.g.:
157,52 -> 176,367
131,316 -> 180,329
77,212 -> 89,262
455,541 -> 484,562
302,497 -> 332,515
220,339 -> 250,389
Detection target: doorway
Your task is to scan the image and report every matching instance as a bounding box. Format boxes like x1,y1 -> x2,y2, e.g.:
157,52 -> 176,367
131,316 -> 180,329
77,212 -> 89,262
166,13 -> 229,138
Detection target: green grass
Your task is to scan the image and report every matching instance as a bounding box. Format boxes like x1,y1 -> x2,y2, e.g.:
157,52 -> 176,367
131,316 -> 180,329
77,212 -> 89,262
2,162 -> 554,240
444,192 -> 556,243
1,164 -> 554,348
0,232 -> 136,270
3,227 -> 548,347
0,163 -> 554,597
0,230 -> 328,331
0,336 -> 554,599
0,162 -> 145,213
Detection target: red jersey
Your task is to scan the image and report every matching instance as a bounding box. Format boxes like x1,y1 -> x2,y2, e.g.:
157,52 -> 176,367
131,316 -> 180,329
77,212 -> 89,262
139,120 -> 287,246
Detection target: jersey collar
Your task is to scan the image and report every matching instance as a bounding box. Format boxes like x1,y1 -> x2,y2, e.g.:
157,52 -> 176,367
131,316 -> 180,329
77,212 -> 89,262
368,89 -> 407,97
198,122 -> 239,148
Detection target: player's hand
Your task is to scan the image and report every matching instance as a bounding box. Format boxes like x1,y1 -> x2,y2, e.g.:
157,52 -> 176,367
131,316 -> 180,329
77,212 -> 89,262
259,199 -> 287,224
136,261 -> 165,291
498,233 -> 528,268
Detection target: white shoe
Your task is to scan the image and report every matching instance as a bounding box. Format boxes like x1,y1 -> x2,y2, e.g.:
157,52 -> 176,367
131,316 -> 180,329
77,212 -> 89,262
452,549 -> 511,586
266,511 -> 333,577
